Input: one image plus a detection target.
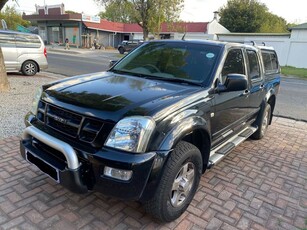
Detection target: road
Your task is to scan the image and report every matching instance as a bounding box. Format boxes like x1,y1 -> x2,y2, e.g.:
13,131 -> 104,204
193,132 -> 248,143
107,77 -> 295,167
47,52 -> 119,76
274,77 -> 307,121
46,52 -> 307,121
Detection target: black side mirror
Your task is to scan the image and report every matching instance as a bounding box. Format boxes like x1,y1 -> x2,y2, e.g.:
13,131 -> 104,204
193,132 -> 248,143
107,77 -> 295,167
217,74 -> 248,93
109,60 -> 119,68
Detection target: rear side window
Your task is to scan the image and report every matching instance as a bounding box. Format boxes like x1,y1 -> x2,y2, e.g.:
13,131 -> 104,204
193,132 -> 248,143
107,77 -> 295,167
0,33 -> 15,48
15,34 -> 41,48
247,50 -> 261,81
262,50 -> 279,74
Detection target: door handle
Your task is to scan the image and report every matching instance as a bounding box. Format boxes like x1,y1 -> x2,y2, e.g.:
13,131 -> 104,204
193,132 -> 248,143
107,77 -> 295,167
242,90 -> 250,96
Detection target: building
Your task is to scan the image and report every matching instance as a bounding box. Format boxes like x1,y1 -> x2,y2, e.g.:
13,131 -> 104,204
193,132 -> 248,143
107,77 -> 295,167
22,4 -> 229,48
217,22 -> 307,68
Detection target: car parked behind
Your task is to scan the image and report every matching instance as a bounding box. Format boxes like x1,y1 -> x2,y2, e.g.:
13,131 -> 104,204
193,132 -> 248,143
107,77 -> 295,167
0,30 -> 48,76
117,40 -> 142,54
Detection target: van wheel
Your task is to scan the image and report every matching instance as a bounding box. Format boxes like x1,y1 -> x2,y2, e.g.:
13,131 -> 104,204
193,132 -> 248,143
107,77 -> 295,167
144,141 -> 202,222
119,47 -> 124,54
22,61 -> 38,76
252,103 -> 271,140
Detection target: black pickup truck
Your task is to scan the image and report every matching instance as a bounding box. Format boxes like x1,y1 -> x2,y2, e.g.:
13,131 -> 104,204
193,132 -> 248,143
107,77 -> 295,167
20,40 -> 280,222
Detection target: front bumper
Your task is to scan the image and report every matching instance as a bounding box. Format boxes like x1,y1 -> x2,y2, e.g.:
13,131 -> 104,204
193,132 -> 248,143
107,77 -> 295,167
20,125 -> 157,200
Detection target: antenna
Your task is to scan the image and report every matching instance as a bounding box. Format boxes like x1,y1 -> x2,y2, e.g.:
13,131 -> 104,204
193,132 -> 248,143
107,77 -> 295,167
181,32 -> 186,41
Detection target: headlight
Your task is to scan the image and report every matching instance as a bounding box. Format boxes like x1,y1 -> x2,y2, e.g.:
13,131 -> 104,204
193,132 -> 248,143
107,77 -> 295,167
105,116 -> 155,153
31,87 -> 43,115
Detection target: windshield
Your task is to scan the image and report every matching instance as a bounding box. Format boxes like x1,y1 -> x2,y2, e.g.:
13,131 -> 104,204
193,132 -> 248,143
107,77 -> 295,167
112,42 -> 221,85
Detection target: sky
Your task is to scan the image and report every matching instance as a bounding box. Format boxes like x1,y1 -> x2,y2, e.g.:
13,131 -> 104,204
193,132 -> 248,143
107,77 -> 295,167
5,0 -> 307,24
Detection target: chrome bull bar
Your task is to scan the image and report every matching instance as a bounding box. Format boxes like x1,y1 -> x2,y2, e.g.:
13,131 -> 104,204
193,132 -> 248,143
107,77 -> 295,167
22,126 -> 80,170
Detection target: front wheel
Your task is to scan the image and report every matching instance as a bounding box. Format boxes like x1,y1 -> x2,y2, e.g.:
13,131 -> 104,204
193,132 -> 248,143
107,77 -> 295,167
118,47 -> 124,54
251,103 -> 271,140
144,141 -> 202,222
22,61 -> 38,76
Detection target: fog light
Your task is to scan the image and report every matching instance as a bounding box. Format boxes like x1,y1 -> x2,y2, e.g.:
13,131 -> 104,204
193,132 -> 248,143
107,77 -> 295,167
103,166 -> 133,181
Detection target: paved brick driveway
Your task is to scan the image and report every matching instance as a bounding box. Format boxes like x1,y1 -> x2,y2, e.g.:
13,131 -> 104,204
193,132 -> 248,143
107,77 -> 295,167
0,117 -> 306,230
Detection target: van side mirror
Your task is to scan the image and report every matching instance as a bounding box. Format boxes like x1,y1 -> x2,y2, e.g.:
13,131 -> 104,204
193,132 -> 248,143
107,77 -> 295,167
109,60 -> 119,68
217,74 -> 248,93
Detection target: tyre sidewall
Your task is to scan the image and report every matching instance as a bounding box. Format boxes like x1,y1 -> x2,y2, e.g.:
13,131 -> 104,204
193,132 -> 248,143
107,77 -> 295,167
22,61 -> 38,76
159,143 -> 202,221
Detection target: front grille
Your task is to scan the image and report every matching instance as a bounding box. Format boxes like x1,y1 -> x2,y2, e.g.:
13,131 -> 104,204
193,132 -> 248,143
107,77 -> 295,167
37,101 -> 114,147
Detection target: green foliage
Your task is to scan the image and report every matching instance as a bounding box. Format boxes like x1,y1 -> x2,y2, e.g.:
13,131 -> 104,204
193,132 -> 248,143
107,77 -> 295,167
0,6 -> 30,30
96,0 -> 184,40
99,1 -> 134,23
65,10 -> 79,14
219,0 -> 288,33
281,66 -> 307,78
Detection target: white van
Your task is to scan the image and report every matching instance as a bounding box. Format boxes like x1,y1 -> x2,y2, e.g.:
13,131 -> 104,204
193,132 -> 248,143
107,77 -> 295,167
0,30 -> 48,76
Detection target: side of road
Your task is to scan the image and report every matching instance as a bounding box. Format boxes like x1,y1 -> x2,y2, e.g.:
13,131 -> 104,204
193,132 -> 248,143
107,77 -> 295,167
0,73 -> 63,139
46,45 -> 118,55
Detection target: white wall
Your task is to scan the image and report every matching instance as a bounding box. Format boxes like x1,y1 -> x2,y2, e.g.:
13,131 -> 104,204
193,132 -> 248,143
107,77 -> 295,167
217,32 -> 307,68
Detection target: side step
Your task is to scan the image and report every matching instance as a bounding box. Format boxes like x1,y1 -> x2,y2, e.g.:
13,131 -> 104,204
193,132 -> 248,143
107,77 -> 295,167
207,126 -> 257,169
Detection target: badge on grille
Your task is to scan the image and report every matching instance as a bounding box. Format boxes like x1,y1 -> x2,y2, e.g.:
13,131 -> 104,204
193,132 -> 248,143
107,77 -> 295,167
53,115 -> 68,124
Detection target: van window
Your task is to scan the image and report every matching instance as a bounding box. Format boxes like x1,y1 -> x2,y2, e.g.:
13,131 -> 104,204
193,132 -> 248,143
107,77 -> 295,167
0,33 -> 15,48
247,50 -> 261,81
262,50 -> 279,74
15,34 -> 41,48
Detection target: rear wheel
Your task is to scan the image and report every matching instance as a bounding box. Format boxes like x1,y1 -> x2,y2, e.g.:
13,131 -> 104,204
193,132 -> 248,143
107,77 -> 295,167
22,61 -> 38,76
144,141 -> 202,222
252,103 -> 271,140
119,47 -> 124,54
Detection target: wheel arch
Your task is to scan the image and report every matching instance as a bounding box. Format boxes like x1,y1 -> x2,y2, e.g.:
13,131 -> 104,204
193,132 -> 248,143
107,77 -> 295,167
158,116 -> 211,173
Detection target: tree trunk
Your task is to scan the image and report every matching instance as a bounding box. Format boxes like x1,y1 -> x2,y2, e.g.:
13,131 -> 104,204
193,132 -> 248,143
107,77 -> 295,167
0,48 -> 10,92
143,27 -> 149,41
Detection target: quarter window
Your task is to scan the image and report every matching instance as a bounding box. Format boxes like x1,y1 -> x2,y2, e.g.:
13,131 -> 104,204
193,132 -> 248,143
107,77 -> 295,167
262,51 -> 279,74
15,35 -> 41,48
247,50 -> 261,80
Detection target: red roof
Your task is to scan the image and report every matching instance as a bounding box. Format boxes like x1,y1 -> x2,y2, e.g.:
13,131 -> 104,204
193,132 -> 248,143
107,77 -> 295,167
84,20 -> 208,33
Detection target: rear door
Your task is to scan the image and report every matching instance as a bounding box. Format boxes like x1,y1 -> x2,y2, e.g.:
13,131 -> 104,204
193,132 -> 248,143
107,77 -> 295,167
0,32 -> 17,71
245,48 -> 265,120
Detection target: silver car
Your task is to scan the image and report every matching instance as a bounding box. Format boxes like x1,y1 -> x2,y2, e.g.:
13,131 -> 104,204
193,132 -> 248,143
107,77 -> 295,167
0,30 -> 48,76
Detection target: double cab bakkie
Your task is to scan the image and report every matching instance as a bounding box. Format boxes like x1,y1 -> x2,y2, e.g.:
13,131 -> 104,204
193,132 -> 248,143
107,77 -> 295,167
20,40 -> 280,222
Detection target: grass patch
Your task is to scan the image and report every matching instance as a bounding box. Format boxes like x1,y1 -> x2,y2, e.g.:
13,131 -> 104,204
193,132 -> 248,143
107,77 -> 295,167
281,66 -> 307,78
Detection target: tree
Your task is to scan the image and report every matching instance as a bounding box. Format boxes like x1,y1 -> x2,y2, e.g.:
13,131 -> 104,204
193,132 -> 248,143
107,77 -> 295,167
0,0 -> 10,92
0,6 -> 30,30
219,0 -> 288,33
98,1 -> 134,23
96,0 -> 184,40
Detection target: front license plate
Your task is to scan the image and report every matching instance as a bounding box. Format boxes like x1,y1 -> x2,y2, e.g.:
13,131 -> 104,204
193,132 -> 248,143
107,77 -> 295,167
25,149 -> 60,183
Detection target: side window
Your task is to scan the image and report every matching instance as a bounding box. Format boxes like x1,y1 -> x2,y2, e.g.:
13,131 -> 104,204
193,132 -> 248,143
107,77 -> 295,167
15,35 -> 41,48
0,33 -> 15,48
262,50 -> 279,74
221,49 -> 245,83
247,50 -> 261,80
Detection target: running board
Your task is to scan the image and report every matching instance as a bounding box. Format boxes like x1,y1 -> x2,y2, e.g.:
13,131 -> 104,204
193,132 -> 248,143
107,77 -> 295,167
207,126 -> 257,169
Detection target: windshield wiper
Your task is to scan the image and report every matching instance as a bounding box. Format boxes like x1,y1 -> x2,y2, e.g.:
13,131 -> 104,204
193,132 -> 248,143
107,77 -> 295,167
110,69 -> 150,78
144,75 -> 202,86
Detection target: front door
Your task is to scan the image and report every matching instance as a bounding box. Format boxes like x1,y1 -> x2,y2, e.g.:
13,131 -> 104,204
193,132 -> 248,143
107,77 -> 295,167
211,48 -> 250,147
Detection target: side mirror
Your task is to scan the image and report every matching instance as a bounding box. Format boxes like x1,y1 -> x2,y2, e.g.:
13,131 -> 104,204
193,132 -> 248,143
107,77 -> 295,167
109,60 -> 119,68
218,74 -> 248,93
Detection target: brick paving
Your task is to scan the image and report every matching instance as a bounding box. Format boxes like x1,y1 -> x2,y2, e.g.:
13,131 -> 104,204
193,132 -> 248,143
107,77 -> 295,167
0,117 -> 306,229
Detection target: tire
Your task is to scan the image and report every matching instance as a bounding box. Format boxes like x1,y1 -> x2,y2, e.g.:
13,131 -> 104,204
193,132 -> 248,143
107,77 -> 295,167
251,103 -> 271,140
144,141 -> 202,222
118,47 -> 124,54
22,61 -> 38,76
